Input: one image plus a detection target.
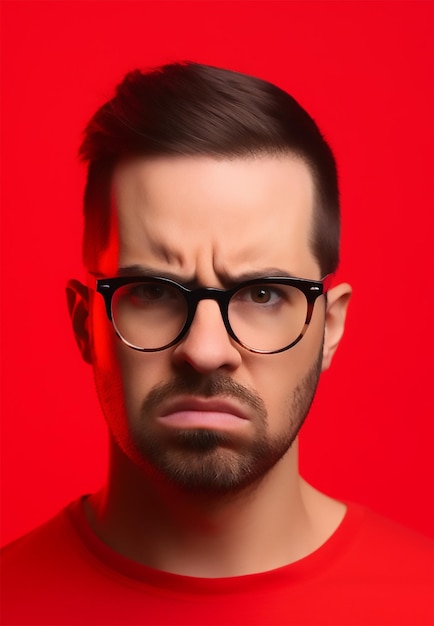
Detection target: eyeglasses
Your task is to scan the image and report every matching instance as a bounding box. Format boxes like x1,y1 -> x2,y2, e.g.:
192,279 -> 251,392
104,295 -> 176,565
96,274 -> 333,355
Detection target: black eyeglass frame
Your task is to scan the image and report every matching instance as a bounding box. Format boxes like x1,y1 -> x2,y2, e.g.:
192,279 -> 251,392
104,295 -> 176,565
96,274 -> 333,355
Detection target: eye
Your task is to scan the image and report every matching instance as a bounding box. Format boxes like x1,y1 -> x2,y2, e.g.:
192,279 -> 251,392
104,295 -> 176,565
126,282 -> 176,305
250,287 -> 274,304
234,284 -> 285,306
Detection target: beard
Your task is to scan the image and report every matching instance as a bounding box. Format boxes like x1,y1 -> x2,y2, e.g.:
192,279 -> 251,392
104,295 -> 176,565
127,348 -> 323,495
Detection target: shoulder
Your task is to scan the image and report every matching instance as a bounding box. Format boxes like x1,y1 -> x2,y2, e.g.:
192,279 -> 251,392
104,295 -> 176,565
306,503 -> 433,625
343,503 -> 432,564
2,502 -> 76,560
332,503 -> 433,600
1,497 -> 91,589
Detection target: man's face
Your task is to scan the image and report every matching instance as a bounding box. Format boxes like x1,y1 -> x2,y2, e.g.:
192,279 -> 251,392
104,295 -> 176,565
88,155 -> 329,493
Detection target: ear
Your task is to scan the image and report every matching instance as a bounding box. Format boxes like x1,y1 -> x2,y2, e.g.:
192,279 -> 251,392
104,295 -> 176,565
66,279 -> 92,364
322,282 -> 352,372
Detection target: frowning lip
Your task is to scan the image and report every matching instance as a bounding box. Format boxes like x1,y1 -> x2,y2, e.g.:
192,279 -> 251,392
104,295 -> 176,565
154,396 -> 253,431
159,396 -> 251,420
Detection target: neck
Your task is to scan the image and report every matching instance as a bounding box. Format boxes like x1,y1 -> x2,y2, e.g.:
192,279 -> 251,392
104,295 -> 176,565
85,437 -> 346,577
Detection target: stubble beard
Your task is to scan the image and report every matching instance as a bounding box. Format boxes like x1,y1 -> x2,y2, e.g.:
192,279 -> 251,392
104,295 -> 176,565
129,349 -> 323,495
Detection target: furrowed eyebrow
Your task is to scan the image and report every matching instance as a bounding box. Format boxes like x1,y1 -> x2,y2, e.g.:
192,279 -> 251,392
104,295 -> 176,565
228,268 -> 298,283
116,265 -> 299,286
118,265 -> 169,277
117,265 -> 194,284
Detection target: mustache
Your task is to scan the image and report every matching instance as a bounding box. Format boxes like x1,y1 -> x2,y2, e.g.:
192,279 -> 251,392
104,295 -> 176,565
141,374 -> 267,420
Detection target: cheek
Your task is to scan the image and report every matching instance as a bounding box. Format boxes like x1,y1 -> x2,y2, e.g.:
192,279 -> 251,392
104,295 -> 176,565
115,348 -> 171,420
244,318 -> 324,419
91,299 -> 172,459
245,354 -> 299,419
91,298 -> 173,428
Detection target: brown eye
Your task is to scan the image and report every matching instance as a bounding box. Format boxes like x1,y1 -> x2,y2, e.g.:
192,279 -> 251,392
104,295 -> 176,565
124,283 -> 177,307
233,284 -> 285,307
251,287 -> 271,303
133,285 -> 165,300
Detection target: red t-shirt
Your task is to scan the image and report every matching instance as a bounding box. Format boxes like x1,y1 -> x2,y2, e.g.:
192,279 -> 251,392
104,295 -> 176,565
1,497 -> 432,625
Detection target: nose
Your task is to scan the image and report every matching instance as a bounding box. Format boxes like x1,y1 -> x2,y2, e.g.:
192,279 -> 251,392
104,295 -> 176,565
172,299 -> 242,374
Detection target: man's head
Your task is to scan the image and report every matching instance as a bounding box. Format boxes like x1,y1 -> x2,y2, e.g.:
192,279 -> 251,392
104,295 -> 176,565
79,62 -> 340,277
68,63 -> 351,495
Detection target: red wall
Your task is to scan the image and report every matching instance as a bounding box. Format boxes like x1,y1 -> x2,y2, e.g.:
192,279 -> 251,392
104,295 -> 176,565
1,0 -> 433,545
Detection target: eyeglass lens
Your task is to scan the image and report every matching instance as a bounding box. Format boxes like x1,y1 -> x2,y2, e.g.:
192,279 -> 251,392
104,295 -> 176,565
111,280 -> 309,352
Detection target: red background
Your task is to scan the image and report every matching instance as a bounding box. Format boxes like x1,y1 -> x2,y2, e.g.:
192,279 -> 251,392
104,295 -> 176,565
1,0 -> 433,546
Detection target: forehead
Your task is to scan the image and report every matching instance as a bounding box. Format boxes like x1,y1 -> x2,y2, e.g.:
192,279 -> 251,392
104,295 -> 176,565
98,155 -> 319,282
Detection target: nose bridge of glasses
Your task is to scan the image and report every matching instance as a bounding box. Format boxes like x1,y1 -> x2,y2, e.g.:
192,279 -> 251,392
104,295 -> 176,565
188,287 -> 231,323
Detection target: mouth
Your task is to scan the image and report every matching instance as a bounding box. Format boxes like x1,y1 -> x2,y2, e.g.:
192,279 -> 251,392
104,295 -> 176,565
156,396 -> 252,431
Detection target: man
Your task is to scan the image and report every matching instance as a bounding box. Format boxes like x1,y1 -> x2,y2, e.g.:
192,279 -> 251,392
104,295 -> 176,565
1,62 -> 432,626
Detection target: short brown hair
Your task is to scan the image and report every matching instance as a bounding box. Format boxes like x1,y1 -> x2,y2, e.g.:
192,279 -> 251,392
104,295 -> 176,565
80,62 -> 340,275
